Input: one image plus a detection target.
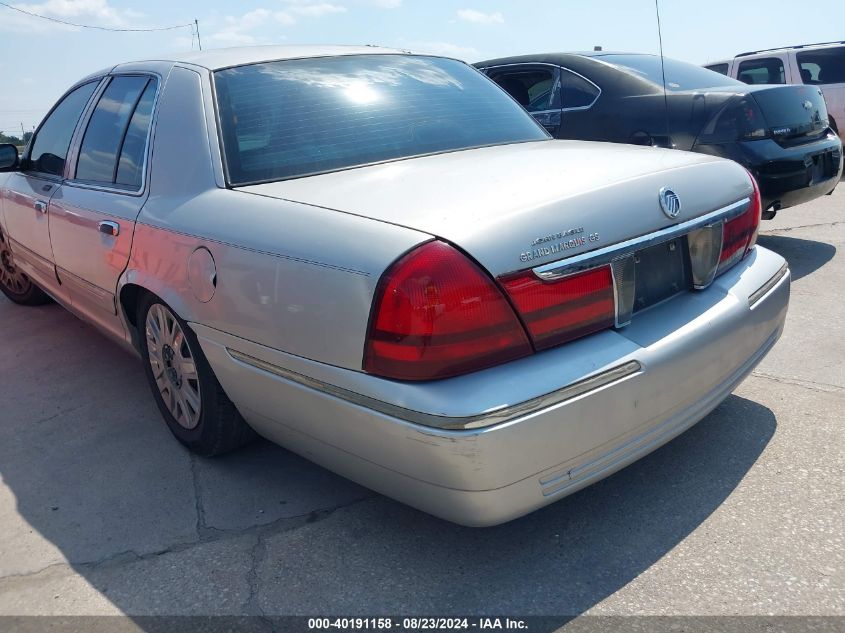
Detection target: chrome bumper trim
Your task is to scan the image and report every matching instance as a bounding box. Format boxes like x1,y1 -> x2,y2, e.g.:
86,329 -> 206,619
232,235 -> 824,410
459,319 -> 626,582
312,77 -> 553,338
226,348 -> 642,431
533,197 -> 749,279
749,263 -> 789,307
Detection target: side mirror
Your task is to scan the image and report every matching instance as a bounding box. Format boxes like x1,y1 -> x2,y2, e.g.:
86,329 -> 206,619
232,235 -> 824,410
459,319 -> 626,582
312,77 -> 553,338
0,144 -> 19,172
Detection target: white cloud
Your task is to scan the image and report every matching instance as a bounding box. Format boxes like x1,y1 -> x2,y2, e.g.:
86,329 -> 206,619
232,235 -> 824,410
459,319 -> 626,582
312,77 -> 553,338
208,9 -> 267,45
372,0 -> 402,7
288,2 -> 346,17
204,2 -> 344,46
0,0 -> 143,32
456,8 -> 504,24
208,8 -> 294,45
403,40 -> 480,61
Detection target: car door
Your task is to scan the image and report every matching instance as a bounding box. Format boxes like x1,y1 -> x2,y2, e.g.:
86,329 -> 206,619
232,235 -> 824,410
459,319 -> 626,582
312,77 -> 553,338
2,80 -> 100,295
485,64 -> 562,135
48,74 -> 159,339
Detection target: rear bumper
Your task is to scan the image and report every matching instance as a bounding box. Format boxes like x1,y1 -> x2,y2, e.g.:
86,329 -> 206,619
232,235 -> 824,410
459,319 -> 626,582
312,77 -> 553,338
195,247 -> 790,526
695,132 -> 843,210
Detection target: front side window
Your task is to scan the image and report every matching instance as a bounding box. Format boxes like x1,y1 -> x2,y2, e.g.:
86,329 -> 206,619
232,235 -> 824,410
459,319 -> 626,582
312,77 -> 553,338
76,75 -> 157,187
737,58 -> 786,85
214,55 -> 548,185
29,81 -> 99,177
560,69 -> 600,109
797,46 -> 845,85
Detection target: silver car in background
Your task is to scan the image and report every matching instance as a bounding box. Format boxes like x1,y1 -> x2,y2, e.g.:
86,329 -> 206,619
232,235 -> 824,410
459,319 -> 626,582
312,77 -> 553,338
0,46 -> 790,526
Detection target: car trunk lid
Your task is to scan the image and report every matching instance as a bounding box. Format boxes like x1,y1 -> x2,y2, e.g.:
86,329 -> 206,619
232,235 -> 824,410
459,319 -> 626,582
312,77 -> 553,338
748,84 -> 830,142
238,140 -> 752,278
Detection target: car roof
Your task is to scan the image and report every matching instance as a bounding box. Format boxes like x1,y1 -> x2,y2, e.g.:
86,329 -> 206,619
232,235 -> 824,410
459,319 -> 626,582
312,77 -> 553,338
736,41 -> 845,58
115,44 -> 412,72
475,51 -> 655,67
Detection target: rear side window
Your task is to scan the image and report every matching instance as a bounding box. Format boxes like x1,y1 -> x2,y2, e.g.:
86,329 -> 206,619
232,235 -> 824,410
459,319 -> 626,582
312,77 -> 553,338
29,81 -> 99,177
76,75 -> 157,187
214,55 -> 548,185
737,58 -> 786,85
797,46 -> 845,85
115,81 -> 158,188
560,69 -> 600,109
705,63 -> 729,76
490,68 -> 559,112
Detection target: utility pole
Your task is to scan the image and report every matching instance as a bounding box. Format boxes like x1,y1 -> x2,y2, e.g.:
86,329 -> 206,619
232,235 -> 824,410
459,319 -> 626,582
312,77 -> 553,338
195,19 -> 202,51
20,122 -> 25,138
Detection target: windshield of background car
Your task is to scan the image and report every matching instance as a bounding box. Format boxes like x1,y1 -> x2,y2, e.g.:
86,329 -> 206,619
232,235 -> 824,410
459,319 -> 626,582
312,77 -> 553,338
599,54 -> 745,91
797,46 -> 845,85
214,55 -> 550,185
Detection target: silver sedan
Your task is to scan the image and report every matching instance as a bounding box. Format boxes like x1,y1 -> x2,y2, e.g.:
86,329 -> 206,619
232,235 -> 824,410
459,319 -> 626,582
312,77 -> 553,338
0,46 -> 790,525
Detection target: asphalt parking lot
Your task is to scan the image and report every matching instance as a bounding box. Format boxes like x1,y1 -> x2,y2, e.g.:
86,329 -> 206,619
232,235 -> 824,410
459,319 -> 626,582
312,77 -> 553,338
0,187 -> 843,623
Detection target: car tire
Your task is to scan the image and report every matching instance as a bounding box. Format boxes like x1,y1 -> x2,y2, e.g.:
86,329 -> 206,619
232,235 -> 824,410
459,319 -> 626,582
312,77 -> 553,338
0,229 -> 51,306
138,293 -> 256,456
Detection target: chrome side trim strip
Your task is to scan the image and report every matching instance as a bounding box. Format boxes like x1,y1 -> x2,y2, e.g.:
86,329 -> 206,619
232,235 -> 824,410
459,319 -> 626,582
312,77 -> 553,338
226,348 -> 642,431
533,198 -> 750,280
749,263 -> 789,307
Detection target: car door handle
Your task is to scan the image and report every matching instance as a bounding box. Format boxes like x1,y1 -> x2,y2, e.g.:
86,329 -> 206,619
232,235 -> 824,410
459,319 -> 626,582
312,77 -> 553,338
34,200 -> 48,214
98,221 -> 120,237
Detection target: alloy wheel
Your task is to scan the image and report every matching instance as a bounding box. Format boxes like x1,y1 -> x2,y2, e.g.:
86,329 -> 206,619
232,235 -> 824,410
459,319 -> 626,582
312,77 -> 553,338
0,231 -> 31,296
145,303 -> 202,429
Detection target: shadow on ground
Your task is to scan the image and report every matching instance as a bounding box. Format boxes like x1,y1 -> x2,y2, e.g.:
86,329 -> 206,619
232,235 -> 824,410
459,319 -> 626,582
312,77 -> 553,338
757,234 -> 836,282
0,296 -> 776,620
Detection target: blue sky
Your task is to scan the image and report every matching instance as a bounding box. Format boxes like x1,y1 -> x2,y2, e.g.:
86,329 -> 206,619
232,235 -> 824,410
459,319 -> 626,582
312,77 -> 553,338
1,0 -> 843,136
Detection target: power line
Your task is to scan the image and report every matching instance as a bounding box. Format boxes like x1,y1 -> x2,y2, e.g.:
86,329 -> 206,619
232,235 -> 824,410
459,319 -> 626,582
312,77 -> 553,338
0,1 -> 193,32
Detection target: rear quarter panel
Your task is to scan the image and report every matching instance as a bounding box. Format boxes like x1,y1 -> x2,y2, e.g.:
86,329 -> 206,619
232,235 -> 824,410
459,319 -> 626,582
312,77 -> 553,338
125,64 -> 429,370
130,190 -> 429,370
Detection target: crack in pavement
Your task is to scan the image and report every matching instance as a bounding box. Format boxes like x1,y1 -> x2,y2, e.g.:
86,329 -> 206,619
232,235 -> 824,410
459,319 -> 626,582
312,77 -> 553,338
761,220 -> 845,235
188,451 -> 209,539
243,533 -> 274,630
750,371 -> 845,395
0,495 -> 375,584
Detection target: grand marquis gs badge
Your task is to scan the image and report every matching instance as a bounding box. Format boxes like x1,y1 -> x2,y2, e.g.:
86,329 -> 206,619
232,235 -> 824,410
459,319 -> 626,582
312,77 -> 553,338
519,226 -> 600,263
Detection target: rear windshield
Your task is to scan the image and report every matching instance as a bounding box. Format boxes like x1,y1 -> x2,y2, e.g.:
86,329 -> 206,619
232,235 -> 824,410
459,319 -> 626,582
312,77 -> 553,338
752,85 -> 828,130
598,54 -> 744,91
797,46 -> 845,85
214,55 -> 548,185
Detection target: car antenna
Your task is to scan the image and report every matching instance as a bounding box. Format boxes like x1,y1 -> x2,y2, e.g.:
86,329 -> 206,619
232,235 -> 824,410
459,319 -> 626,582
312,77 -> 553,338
654,0 -> 671,148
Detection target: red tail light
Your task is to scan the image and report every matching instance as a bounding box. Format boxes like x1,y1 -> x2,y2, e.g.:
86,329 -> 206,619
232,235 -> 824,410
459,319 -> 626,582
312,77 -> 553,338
499,266 -> 615,351
364,241 -> 532,380
718,170 -> 762,275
